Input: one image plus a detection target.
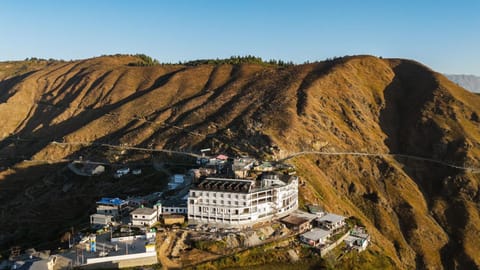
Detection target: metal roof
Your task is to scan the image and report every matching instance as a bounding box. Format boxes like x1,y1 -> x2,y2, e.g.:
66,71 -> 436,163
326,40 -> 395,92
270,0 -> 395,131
317,213 -> 346,223
96,197 -> 127,206
301,228 -> 331,241
131,207 -> 157,216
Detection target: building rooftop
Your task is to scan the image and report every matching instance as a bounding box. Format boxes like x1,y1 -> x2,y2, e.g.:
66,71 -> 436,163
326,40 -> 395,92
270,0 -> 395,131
131,207 -> 157,216
301,228 -> 331,241
193,178 -> 254,193
96,197 -> 127,206
281,215 -> 310,226
191,174 -> 297,194
160,198 -> 188,208
90,213 -> 114,218
317,213 -> 346,223
307,204 -> 325,215
290,210 -> 318,222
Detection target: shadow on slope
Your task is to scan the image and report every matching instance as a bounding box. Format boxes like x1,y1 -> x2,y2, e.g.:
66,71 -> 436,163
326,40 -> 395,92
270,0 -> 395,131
379,60 -> 477,269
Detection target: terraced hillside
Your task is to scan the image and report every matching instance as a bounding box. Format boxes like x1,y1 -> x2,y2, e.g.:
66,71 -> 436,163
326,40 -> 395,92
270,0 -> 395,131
0,55 -> 479,269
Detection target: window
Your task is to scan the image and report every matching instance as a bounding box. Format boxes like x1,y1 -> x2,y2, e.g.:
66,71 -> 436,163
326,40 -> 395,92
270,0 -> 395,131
192,192 -> 196,196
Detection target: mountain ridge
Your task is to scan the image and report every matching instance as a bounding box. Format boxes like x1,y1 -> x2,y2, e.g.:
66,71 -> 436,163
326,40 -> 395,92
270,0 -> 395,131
0,55 -> 479,269
445,74 -> 480,93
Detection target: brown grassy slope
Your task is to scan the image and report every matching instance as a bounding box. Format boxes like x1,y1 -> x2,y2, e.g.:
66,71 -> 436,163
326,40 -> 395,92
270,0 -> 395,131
0,55 -> 479,269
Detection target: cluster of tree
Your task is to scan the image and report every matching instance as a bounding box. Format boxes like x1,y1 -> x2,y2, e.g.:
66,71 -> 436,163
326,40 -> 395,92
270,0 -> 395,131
127,54 -> 160,66
181,55 -> 294,67
24,57 -> 63,62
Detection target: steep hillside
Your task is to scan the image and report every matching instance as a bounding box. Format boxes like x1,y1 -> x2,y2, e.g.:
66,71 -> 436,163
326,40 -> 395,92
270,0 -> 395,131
446,74 -> 480,93
0,55 -> 479,269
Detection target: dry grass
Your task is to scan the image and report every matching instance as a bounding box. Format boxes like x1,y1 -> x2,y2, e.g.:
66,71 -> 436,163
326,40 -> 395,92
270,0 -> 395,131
0,55 -> 479,268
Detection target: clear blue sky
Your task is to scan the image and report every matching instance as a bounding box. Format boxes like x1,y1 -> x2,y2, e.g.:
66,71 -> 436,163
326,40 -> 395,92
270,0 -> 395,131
1,0 -> 479,75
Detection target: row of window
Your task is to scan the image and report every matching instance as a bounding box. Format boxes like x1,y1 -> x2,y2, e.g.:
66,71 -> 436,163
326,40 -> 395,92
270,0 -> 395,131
191,191 -> 247,199
188,215 -> 253,222
191,188 -> 289,201
163,208 -> 187,213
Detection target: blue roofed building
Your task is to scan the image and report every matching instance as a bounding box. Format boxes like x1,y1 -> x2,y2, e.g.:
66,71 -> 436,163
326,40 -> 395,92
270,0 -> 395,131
95,197 -> 128,218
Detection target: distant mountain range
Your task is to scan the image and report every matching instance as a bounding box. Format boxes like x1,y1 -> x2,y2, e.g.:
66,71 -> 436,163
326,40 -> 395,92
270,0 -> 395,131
445,74 -> 480,93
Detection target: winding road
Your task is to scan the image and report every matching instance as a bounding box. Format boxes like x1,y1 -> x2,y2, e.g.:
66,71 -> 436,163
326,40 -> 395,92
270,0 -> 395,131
280,151 -> 480,173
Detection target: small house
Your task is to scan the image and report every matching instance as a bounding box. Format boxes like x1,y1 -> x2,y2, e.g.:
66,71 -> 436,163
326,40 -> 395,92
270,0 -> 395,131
116,168 -> 130,175
281,215 -> 312,233
232,157 -> 256,178
90,213 -> 114,226
163,214 -> 185,225
254,162 -> 274,172
96,197 -> 128,217
168,174 -> 185,190
306,204 -> 326,216
344,227 -> 370,252
131,207 -> 158,227
300,228 -> 331,247
316,213 -> 346,231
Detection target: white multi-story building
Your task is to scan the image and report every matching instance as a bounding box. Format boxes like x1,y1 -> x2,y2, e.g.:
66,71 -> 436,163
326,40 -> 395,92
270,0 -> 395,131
130,207 -> 158,227
187,174 -> 298,226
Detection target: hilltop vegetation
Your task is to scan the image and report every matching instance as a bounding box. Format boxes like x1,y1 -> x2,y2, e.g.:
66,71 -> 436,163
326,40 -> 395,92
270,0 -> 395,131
123,53 -> 295,67
0,55 -> 479,269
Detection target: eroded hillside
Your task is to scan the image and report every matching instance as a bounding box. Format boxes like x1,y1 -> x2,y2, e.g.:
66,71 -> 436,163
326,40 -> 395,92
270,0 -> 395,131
0,55 -> 479,269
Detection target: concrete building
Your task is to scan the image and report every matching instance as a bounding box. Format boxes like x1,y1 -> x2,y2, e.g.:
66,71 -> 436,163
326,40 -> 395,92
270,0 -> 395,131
96,198 -> 128,218
316,213 -> 346,231
163,214 -> 185,225
281,215 -> 311,233
232,157 -> 256,178
187,173 -> 298,226
158,199 -> 188,215
300,228 -> 331,247
168,174 -> 185,190
130,207 -> 158,227
344,227 -> 370,252
90,213 -> 114,226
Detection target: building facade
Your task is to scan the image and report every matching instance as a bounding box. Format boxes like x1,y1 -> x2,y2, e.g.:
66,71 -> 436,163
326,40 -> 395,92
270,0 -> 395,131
187,174 -> 298,226
90,213 -> 114,226
96,197 -> 129,218
131,207 -> 158,227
